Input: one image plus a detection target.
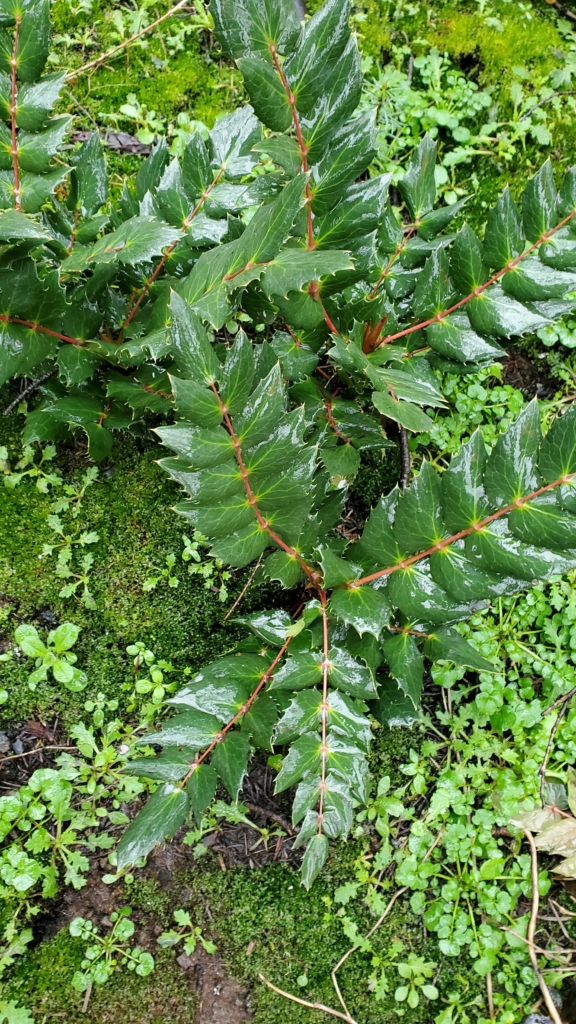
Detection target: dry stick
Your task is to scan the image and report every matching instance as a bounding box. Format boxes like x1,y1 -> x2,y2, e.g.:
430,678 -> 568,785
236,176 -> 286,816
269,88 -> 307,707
538,692 -> 576,806
330,887 -> 408,1020
317,592 -> 330,836
178,636 -> 293,789
223,554 -> 264,621
210,382 -> 318,582
543,685 -> 576,716
0,745 -> 78,767
3,368 -> 57,416
259,974 -> 359,1024
398,425 -> 411,490
486,972 -> 495,1021
65,0 -> 189,81
122,164 -> 226,327
351,471 -> 576,589
523,828 -> 565,1024
81,980 -> 92,1014
376,207 -> 576,349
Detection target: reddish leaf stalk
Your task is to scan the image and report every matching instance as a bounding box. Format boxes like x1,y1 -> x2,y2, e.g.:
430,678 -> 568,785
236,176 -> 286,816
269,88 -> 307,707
351,472 -> 576,588
179,636 -> 293,788
317,590 -> 330,836
68,206 -> 81,253
210,382 -> 318,581
323,398 -> 351,443
368,222 -> 418,301
10,16 -> 21,211
0,314 -> 85,346
269,43 -> 315,251
377,206 -> 576,349
122,165 -> 226,328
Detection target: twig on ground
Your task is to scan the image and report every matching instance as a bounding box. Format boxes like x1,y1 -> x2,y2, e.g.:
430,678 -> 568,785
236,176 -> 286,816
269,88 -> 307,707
0,745 -> 78,767
539,690 -> 576,805
244,803 -> 293,835
65,0 -> 189,80
258,974 -> 359,1023
81,980 -> 92,1013
398,425 -> 411,490
486,972 -> 495,1021
3,369 -> 57,416
330,887 -> 408,1020
523,828 -> 565,1024
223,554 -> 263,621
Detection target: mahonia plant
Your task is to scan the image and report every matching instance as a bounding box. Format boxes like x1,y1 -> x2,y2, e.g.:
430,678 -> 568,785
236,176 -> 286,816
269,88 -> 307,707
3,0 -> 576,885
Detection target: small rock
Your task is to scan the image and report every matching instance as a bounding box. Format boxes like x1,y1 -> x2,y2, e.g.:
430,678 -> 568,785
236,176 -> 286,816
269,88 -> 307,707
176,954 -> 193,970
12,739 -> 24,754
523,1016 -> 554,1024
0,732 -> 10,754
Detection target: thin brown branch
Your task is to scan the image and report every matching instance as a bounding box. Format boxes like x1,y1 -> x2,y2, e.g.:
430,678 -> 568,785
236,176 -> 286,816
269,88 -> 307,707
259,974 -> 358,1024
523,828 -> 565,1024
539,696 -> 573,807
65,0 -> 189,81
0,744 -> 78,767
486,972 -> 495,1021
317,591 -> 330,836
3,368 -> 57,416
351,471 -> 576,588
211,382 -> 319,581
223,554 -> 263,621
377,207 -> 576,349
330,887 -> 407,1019
122,164 -> 226,327
398,425 -> 410,490
10,15 -> 20,210
543,685 -> 576,716
179,636 -> 292,789
269,43 -> 315,250
323,399 -> 351,444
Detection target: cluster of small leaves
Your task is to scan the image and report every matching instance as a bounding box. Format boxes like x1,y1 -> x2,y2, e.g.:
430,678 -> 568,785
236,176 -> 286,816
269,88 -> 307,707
69,907 -> 154,993
0,920 -> 34,1024
121,640 -> 178,719
14,621 -> 86,691
0,442 -> 61,491
334,576 -> 576,1021
157,907 -> 217,955
0,697 -> 147,901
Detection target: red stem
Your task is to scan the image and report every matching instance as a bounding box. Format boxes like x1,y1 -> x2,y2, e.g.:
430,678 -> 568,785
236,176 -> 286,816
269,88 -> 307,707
323,398 -> 351,443
0,314 -> 85,346
10,16 -> 20,211
210,382 -> 319,582
368,222 -> 418,301
179,636 -> 293,788
351,472 -> 576,588
377,207 -> 576,349
122,164 -> 226,328
269,43 -> 315,251
317,591 -> 330,835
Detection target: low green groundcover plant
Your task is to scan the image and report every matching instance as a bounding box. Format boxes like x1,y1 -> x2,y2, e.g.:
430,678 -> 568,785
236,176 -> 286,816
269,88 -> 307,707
4,5 -> 576,1020
2,0 -> 576,888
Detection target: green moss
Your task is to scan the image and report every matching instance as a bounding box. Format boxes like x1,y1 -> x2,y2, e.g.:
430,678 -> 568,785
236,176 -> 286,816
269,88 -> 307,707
0,388 -> 284,725
5,930 -> 200,1024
